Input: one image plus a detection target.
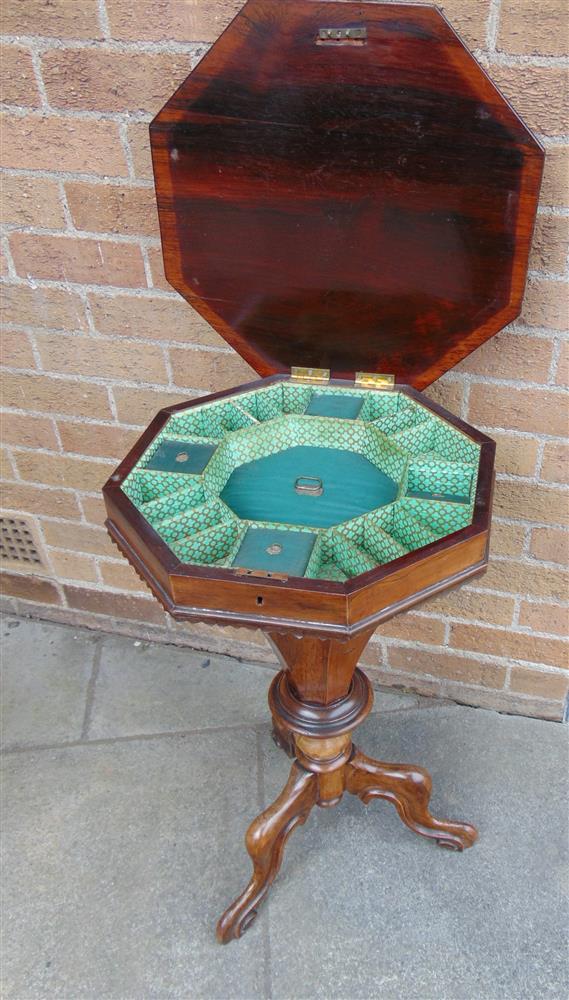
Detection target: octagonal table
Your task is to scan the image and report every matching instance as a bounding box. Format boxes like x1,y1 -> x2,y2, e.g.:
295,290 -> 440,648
103,0 -> 542,943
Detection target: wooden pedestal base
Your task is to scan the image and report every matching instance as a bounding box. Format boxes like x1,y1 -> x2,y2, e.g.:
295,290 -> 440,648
216,631 -> 477,944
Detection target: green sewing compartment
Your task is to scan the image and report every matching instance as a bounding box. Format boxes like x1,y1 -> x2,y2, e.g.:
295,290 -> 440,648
121,381 -> 480,583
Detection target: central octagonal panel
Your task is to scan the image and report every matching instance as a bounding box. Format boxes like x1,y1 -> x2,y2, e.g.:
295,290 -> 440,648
221,445 -> 398,528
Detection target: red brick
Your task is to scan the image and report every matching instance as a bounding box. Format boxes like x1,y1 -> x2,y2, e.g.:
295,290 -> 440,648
1,482 -> 81,520
425,588 -> 515,626
492,432 -> 538,477
493,480 -> 568,527
106,0 -> 242,43
64,584 -> 167,625
1,0 -> 103,39
423,378 -> 464,416
35,333 -> 167,384
99,560 -> 147,593
498,0 -> 569,57
0,571 -> 61,605
358,640 -> 383,668
112,385 -> 191,426
14,451 -> 114,492
370,666 -> 565,718
126,122 -> 154,180
456,332 -> 553,381
480,559 -> 568,601
65,182 -> 160,238
388,645 -> 507,688
1,412 -> 58,451
2,371 -> 112,420
170,347 -> 256,392
556,341 -> 569,387
0,175 -> 66,229
1,283 -> 87,331
530,214 -> 569,275
0,114 -> 127,176
49,549 -> 98,583
468,384 -> 567,436
10,233 -> 146,289
509,667 -> 569,701
79,494 -> 107,526
435,1 -> 492,49
541,442 -> 569,484
0,45 -> 40,107
491,522 -> 527,558
519,601 -> 568,637
0,446 -> 16,481
489,64 -> 569,138
42,49 -> 193,115
1,328 -> 36,369
530,527 -> 569,566
57,421 -> 140,460
41,520 -> 116,558
521,276 -> 569,329
539,147 -> 569,209
450,622 -> 568,668
88,291 -> 223,346
378,613 -> 446,646
147,246 -> 172,292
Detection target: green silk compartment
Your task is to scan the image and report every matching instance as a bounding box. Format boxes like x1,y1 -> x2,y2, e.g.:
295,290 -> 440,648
122,384 -> 480,581
145,439 -> 218,475
304,393 -> 364,419
232,526 -> 317,576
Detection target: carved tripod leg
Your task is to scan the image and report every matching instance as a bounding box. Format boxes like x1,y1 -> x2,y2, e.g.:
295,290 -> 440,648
346,749 -> 478,851
216,761 -> 318,943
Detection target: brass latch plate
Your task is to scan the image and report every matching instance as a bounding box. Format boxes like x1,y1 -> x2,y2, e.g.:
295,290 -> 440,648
291,367 -> 330,384
354,372 -> 395,390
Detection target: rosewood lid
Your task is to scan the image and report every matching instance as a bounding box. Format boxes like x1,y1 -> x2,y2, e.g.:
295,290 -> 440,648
150,0 -> 543,388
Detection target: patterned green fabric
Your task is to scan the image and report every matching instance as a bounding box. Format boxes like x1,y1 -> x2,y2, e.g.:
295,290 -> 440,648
121,384 -> 480,580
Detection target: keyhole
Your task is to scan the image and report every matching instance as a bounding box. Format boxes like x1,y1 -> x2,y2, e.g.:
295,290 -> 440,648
256,596 -> 264,605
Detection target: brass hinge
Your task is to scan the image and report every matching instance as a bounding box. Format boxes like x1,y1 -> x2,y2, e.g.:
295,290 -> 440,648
354,372 -> 395,390
291,366 -> 330,384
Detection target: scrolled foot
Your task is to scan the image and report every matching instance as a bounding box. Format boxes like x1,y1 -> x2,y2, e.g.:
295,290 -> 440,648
346,749 -> 477,852
216,761 -> 318,943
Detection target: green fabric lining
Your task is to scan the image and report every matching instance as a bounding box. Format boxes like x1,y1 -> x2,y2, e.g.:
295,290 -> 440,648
220,446 -> 399,528
122,384 -> 481,580
232,526 -> 317,576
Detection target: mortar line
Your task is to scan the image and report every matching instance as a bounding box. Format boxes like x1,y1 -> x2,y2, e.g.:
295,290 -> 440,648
1,694 -> 430,759
80,637 -> 103,739
2,722 -> 266,756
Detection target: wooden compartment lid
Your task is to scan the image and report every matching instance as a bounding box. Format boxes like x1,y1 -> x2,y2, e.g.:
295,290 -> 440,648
150,0 -> 543,389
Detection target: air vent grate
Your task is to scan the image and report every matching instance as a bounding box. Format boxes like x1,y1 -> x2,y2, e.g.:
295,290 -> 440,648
0,516 -> 44,568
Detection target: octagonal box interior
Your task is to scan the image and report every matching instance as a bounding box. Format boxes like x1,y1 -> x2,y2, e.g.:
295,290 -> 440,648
103,0 -> 543,638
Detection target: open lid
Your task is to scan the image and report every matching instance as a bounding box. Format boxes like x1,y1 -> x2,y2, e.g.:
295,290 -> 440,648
150,0 -> 543,388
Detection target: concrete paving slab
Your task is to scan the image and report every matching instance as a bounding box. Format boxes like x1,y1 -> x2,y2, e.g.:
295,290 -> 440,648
88,633 -> 273,739
1,730 -> 267,1000
0,617 -> 96,749
262,708 -> 569,1000
2,616 -> 567,1000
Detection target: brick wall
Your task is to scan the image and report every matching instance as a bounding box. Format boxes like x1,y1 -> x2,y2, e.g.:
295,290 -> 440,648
1,0 -> 568,721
